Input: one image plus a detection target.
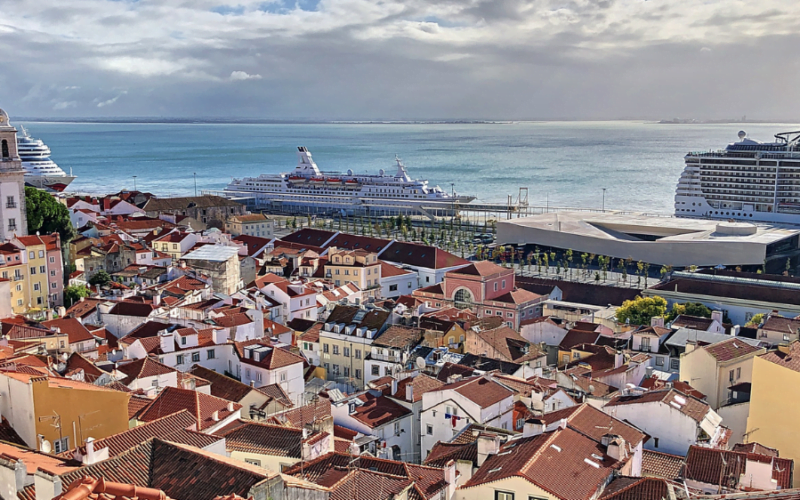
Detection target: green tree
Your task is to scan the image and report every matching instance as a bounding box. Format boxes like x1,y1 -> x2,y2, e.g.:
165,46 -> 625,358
665,302 -> 712,322
615,296 -> 668,326
25,187 -> 76,243
63,285 -> 91,308
88,270 -> 112,287
745,313 -> 765,328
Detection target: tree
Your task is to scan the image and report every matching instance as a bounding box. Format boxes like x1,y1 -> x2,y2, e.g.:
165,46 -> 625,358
745,313 -> 765,328
88,270 -> 112,287
665,302 -> 712,322
615,296 -> 668,326
63,285 -> 91,308
25,187 -> 76,243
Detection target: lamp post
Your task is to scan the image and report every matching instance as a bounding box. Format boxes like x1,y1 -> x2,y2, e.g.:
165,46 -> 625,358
602,188 -> 607,212
132,175 -> 137,191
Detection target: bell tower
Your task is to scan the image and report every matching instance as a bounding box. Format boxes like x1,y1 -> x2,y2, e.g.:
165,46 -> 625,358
0,107 -> 28,240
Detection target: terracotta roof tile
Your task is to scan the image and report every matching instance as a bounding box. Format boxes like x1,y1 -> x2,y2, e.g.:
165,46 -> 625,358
188,365 -> 256,403
641,449 -> 685,480
217,420 -> 322,458
685,445 -> 794,490
350,392 -> 411,428
116,357 -> 177,383
137,386 -> 241,430
605,388 -> 711,424
703,337 -> 762,362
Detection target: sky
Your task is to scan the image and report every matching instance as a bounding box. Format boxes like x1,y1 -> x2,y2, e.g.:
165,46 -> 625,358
0,0 -> 798,120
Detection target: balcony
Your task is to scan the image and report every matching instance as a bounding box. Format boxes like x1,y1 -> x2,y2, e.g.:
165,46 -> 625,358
6,202 -> 16,209
7,224 -> 17,232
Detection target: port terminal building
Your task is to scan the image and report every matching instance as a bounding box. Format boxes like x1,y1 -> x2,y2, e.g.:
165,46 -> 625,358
496,212 -> 800,269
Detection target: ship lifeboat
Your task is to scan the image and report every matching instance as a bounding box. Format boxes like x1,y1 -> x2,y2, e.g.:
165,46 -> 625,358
287,176 -> 306,183
326,177 -> 342,185
309,177 -> 326,185
344,179 -> 360,189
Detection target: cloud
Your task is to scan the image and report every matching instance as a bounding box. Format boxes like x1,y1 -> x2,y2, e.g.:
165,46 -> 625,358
0,0 -> 798,119
52,101 -> 77,110
96,91 -> 128,108
230,71 -> 263,81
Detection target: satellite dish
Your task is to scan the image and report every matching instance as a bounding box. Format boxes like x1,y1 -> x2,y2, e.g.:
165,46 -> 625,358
415,357 -> 426,370
379,169 -> 385,176
347,169 -> 354,176
738,130 -> 747,140
41,440 -> 52,453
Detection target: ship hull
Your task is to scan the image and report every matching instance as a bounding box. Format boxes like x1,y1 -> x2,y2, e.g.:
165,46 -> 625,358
24,174 -> 76,192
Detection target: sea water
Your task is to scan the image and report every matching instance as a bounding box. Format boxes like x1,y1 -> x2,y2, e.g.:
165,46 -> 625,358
17,120 -> 797,214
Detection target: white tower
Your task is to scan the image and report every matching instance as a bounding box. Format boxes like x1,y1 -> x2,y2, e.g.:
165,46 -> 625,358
0,107 -> 28,240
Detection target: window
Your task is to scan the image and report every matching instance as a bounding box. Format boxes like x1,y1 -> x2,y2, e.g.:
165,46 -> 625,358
33,283 -> 40,291
50,256 -> 55,263
177,354 -> 185,364
394,422 -> 401,436
389,284 -> 398,292
5,196 -> 14,209
494,282 -> 498,292
737,367 -> 741,379
641,337 -> 651,351
670,359 -> 679,370
50,270 -> 56,277
573,352 -> 580,359
506,312 -> 513,318
355,369 -> 361,379
653,437 -> 659,448
151,379 -> 159,387
207,349 -> 215,359
244,458 -> 261,466
257,372 -> 262,382
333,345 -> 339,355
30,267 -> 36,275
8,218 -> 16,231
344,367 -> 350,377
355,349 -> 361,359
40,265 -> 45,274
485,309 -> 491,315
655,356 -> 664,366
495,491 -> 514,500
385,366 -> 391,376
280,371 -> 286,382
426,276 -> 430,283
454,288 -> 473,308
371,365 -> 380,376
38,250 -> 44,258
729,370 -> 735,382
426,424 -> 433,435
53,437 -> 70,454
192,352 -> 201,362
343,347 -> 350,357
517,418 -> 524,429
181,336 -> 187,345
501,279 -> 506,289
323,343 -> 329,353
29,251 -> 34,259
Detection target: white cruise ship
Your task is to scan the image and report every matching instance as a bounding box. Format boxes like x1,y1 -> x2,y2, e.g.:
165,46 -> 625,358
16,125 -> 76,192
225,147 -> 475,215
675,129 -> 800,225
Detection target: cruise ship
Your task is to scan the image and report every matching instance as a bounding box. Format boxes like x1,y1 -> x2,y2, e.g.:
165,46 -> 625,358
224,147 -> 475,215
16,125 -> 76,192
675,129 -> 800,225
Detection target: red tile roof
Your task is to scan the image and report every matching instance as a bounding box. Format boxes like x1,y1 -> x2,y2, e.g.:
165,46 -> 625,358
216,420 -> 322,458
703,337 -> 762,362
137,386 -> 242,430
685,445 -> 794,490
542,403 -> 645,447
188,365 -> 257,403
464,426 -> 621,500
234,342 -> 306,370
640,377 -> 706,400
437,376 -> 514,409
395,374 -> 445,403
599,476 -> 689,500
350,392 -> 411,428
379,260 -> 414,277
451,260 -> 507,277
641,449 -> 685,480
116,357 -> 177,383
605,389 -> 711,424
382,241 -> 469,270
760,341 -> 800,373
43,317 -> 95,344
267,398 -> 331,429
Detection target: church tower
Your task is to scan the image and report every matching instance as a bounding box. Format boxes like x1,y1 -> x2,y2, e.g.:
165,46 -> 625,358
0,107 -> 28,240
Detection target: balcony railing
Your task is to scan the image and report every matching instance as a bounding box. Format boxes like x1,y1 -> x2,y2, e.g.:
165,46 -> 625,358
6,202 -> 16,209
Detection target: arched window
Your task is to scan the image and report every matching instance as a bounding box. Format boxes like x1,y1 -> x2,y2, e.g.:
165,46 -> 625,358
454,288 -> 473,308
1,140 -> 8,159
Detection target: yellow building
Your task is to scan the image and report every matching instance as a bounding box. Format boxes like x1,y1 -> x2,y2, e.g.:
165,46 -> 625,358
0,372 -> 130,454
15,236 -> 49,311
680,337 -> 765,409
226,213 -> 274,238
0,242 -> 28,314
746,341 -> 800,487
324,247 -> 381,296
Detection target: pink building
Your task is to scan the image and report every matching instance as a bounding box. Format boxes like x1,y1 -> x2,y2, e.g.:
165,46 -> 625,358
413,261 -> 545,329
43,233 -> 65,307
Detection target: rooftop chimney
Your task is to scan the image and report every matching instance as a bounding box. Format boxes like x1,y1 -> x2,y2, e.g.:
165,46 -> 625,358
477,433 -> 500,467
391,378 -> 398,396
523,418 -> 545,438
406,384 -> 414,402
711,310 -> 723,324
614,351 -> 624,369
227,402 -> 235,412
650,316 -> 664,328
212,410 -> 220,421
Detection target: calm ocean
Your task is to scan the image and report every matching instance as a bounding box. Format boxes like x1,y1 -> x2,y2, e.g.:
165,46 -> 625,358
17,121 -> 797,214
